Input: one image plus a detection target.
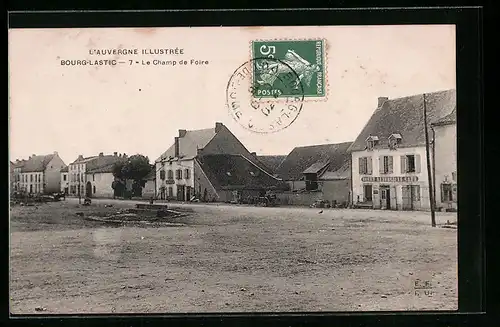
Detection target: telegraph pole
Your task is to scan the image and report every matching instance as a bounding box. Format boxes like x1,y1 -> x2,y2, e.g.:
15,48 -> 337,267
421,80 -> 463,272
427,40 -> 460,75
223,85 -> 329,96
423,93 -> 436,227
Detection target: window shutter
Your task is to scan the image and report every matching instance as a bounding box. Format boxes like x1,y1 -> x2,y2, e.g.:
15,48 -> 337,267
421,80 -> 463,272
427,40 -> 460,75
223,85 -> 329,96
440,184 -> 445,202
415,154 -> 421,173
379,156 -> 384,174
400,156 -> 407,173
388,156 -> 394,173
367,157 -> 373,175
358,157 -> 363,174
179,169 -> 183,179
452,184 -> 457,202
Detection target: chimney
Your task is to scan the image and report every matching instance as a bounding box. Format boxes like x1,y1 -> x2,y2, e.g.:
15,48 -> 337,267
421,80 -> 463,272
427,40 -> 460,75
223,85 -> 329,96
174,137 -> 180,157
54,151 -> 58,155
178,129 -> 187,138
251,152 -> 257,157
123,153 -> 127,158
32,154 -> 36,157
378,97 -> 388,107
114,152 -> 117,156
215,122 -> 223,133
99,152 -> 104,157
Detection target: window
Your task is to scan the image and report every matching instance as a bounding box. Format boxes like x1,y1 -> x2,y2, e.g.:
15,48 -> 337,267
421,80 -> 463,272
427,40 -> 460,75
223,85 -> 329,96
30,175 -> 33,182
176,169 -> 183,180
167,170 -> 173,179
184,168 -> 190,179
168,186 -> 173,197
401,154 -> 421,173
92,174 -> 95,182
77,174 -> 80,182
379,156 -> 393,174
358,157 -> 372,175
388,133 -> 402,149
160,170 -> 166,180
93,185 -> 96,194
441,183 -> 454,202
452,171 -> 457,182
63,175 -> 67,181
366,136 -> 379,150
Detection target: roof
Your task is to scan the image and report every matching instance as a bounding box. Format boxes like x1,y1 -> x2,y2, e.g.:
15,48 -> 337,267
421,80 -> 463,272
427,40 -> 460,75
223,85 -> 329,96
75,155 -> 127,173
60,166 -> 69,172
349,89 -> 456,152
276,142 -> 353,181
303,161 -> 329,174
21,154 -> 55,173
197,154 -> 286,190
256,155 -> 287,173
319,161 -> 351,180
72,156 -> 98,164
432,106 -> 456,126
156,128 -> 217,162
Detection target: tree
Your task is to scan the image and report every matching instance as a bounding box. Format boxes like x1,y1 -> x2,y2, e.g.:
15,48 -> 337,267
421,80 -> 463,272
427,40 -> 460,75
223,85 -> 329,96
111,154 -> 152,198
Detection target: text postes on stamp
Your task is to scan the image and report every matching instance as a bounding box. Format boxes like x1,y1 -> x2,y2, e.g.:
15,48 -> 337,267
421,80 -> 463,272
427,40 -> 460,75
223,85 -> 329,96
251,39 -> 325,99
226,57 -> 304,134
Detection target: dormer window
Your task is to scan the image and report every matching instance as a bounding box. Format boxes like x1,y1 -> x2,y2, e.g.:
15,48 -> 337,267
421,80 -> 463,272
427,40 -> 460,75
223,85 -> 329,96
388,133 -> 402,149
365,135 -> 379,150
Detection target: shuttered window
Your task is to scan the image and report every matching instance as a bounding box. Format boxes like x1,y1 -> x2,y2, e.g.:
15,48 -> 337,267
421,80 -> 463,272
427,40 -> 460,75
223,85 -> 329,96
401,154 -> 420,173
159,170 -> 166,180
358,157 -> 372,175
379,156 -> 393,174
167,170 -> 173,179
184,169 -> 190,179
441,183 -> 453,202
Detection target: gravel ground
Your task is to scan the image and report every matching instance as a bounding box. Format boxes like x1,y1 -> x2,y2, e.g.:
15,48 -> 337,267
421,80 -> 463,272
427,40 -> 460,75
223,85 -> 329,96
9,198 -> 458,314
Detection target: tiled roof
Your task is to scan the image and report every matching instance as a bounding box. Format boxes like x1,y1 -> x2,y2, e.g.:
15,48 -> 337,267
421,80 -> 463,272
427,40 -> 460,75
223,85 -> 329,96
303,161 -> 330,174
21,154 -> 55,173
276,142 -> 353,181
156,128 -> 217,162
197,154 -> 286,190
84,155 -> 127,173
72,156 -> 98,164
432,106 -> 456,126
319,161 -> 350,180
60,166 -> 69,172
256,155 -> 287,173
349,89 -> 456,152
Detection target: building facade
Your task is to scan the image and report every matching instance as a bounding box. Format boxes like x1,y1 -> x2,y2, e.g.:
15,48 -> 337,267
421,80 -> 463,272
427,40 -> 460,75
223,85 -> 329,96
155,122 -> 275,202
349,89 -> 456,211
432,108 -> 457,211
17,152 -> 66,194
68,152 -> 126,197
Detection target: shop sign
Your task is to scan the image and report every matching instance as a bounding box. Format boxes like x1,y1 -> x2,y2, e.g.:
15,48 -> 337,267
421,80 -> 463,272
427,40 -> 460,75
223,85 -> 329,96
361,176 -> 419,183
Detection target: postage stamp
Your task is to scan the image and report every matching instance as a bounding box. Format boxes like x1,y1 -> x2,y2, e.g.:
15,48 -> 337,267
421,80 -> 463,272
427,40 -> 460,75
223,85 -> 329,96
250,39 -> 326,100
226,57 -> 305,134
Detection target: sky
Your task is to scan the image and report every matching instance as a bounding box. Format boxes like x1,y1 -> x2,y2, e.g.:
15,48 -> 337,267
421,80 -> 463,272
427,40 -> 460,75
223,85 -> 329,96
8,25 -> 455,165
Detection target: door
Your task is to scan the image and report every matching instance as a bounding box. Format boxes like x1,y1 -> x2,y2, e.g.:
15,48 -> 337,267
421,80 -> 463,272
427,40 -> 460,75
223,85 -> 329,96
402,185 -> 413,210
177,185 -> 185,201
380,186 -> 391,210
186,186 -> 191,202
363,184 -> 373,202
86,181 -> 92,198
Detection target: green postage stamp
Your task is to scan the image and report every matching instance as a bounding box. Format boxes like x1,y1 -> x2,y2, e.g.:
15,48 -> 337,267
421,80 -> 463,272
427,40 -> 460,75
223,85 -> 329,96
251,39 -> 326,99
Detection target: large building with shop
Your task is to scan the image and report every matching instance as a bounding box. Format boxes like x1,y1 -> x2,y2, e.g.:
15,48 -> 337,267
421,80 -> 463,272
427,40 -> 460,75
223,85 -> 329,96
349,89 -> 456,211
155,122 -> 281,202
431,107 -> 457,211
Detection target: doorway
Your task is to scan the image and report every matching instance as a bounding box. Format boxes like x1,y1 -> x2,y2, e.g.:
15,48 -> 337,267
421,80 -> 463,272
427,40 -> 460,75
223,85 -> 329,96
86,181 -> 92,198
177,185 -> 185,201
380,185 -> 391,210
363,184 -> 373,202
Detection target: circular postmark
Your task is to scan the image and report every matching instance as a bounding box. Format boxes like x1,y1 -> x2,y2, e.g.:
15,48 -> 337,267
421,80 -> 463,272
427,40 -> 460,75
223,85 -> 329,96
226,57 -> 305,134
